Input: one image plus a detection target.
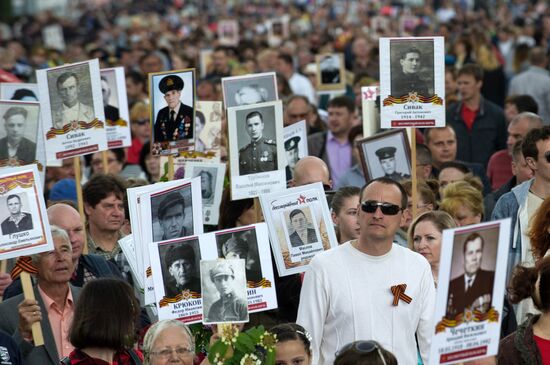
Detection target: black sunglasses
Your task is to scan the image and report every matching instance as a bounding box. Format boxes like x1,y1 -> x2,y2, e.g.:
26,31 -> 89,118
335,341 -> 387,365
361,201 -> 402,215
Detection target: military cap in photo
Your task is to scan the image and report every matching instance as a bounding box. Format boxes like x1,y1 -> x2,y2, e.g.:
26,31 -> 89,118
222,236 -> 248,256
165,244 -> 195,267
158,75 -> 184,94
158,192 -> 186,220
375,146 -> 397,160
284,136 -> 301,151
210,260 -> 235,281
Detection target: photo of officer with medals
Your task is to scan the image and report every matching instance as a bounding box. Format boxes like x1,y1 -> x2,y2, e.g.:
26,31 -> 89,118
238,111 -> 278,176
154,74 -> 194,143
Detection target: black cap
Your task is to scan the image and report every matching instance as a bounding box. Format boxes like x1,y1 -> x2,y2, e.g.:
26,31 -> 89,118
158,75 -> 184,94
165,244 -> 195,267
375,146 -> 397,160
158,192 -> 185,220
284,136 -> 300,151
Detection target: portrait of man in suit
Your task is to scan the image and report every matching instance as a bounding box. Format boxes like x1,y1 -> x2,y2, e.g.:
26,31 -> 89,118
153,74 -> 194,143
446,232 -> 495,318
53,72 -> 94,129
100,76 -> 120,122
0,106 -> 36,165
163,242 -> 201,297
287,208 -> 318,248
1,194 -> 33,235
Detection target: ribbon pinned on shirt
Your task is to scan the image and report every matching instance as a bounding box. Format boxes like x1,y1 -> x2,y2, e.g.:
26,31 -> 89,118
391,283 -> 412,306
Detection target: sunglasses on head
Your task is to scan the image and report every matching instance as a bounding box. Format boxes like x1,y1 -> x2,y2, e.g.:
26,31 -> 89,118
361,200 -> 402,215
335,341 -> 387,365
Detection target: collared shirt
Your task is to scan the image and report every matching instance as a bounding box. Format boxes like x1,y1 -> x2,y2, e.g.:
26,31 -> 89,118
326,131 -> 351,185
7,213 -> 25,227
464,274 -> 477,291
87,230 -> 132,284
62,103 -> 81,124
169,102 -> 181,117
37,285 -> 74,359
7,140 -> 20,158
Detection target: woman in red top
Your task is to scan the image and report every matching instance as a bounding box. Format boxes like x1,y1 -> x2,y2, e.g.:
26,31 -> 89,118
498,256 -> 550,364
62,278 -> 143,365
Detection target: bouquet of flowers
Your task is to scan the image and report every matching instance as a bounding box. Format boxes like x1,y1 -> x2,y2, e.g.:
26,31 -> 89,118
207,325 -> 276,365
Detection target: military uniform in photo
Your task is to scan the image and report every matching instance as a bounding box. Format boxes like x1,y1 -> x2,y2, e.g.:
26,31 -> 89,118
285,136 -> 300,181
392,70 -> 429,98
206,262 -> 248,323
154,75 -> 194,142
239,137 -> 277,175
375,146 -> 410,181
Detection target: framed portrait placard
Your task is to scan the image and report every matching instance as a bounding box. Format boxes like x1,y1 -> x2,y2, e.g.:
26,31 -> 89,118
184,162 -> 226,226
222,72 -> 278,109
199,49 -> 213,78
149,68 -> 196,156
0,83 -> 39,101
201,258 -> 249,324
429,219 -> 511,365
316,53 -> 346,92
228,100 -> 286,200
36,59 -> 108,162
267,16 -> 289,47
100,67 -> 131,148
379,36 -> 445,128
259,182 -> 338,276
139,177 -> 204,305
0,164 -> 53,260
357,129 -> 411,182
283,120 -> 308,182
218,20 -> 239,46
194,101 -> 223,159
361,86 -> 381,139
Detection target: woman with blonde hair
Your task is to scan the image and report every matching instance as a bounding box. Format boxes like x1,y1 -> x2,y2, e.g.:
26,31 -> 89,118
439,180 -> 484,227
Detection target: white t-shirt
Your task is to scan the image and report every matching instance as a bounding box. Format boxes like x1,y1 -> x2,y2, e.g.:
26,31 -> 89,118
297,241 -> 435,365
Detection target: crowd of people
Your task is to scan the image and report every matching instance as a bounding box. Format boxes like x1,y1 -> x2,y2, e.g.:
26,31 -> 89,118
1,0 -> 550,364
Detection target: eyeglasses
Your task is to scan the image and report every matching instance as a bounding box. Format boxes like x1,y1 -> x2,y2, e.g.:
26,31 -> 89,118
335,341 -> 387,365
149,347 -> 193,359
361,201 -> 402,215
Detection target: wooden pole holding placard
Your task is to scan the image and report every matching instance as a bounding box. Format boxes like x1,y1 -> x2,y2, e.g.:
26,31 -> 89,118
102,150 -> 109,174
167,155 -> 175,180
0,260 -> 6,303
20,272 -> 44,346
73,157 -> 88,254
410,129 -> 418,220
253,198 -> 263,223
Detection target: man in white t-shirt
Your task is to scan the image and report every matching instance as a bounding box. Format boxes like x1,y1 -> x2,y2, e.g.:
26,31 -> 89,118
276,53 -> 316,105
297,177 -> 435,365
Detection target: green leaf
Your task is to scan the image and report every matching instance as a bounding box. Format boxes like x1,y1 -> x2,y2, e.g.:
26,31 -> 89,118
265,350 -> 275,365
207,341 -> 228,362
235,333 -> 255,353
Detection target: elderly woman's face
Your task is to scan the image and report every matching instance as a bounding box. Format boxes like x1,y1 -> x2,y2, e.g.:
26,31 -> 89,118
150,326 -> 194,365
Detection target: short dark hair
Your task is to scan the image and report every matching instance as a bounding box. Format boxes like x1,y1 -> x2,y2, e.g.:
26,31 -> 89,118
423,125 -> 455,145
6,194 -> 21,204
457,64 -> 484,82
348,125 -> 363,145
522,126 -> 550,161
334,340 -> 397,365
69,278 -> 139,350
158,192 -> 185,220
289,209 -> 306,220
83,174 -> 126,209
245,111 -> 263,123
3,106 -> 27,121
438,161 -> 471,176
416,144 -> 432,165
505,94 -> 539,114
360,177 -> 408,209
463,232 -> 484,254
331,186 -> 360,215
400,47 -> 421,60
56,72 -> 79,89
270,323 -> 312,357
277,53 -> 293,66
328,95 -> 355,114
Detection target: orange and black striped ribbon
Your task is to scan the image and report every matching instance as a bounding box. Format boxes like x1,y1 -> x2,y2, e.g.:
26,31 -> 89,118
391,284 -> 412,306
10,256 -> 38,279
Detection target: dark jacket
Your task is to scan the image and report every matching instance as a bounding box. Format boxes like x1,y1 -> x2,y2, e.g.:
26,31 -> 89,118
0,329 -> 23,365
1,213 -> 33,235
154,103 -> 194,142
446,269 -> 495,318
447,97 -> 507,168
498,314 -> 543,365
104,104 -> 120,123
0,137 -> 36,165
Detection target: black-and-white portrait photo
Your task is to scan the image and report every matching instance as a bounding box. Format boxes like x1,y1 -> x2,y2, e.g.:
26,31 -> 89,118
47,63 -> 95,129
160,239 -> 201,297
359,129 -> 411,182
284,136 -> 300,181
192,166 -> 217,205
5,88 -> 38,101
0,104 -> 39,165
446,229 -> 498,319
151,186 -> 194,241
100,70 -> 120,123
284,207 -> 319,248
235,105 -> 278,176
201,259 -> 249,324
152,71 -> 195,144
222,73 -> 278,109
319,54 -> 341,85
0,193 -> 33,235
216,228 -> 263,283
390,40 -> 434,97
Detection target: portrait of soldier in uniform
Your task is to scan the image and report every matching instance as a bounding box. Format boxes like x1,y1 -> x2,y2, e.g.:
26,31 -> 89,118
196,169 -> 214,205
391,46 -> 430,97
1,194 -> 33,235
446,232 -> 495,318
0,106 -> 36,165
238,111 -> 277,175
205,260 -> 248,323
217,229 -> 262,283
375,146 -> 411,182
163,242 -> 201,297
285,136 -> 300,181
287,208 -> 318,248
53,71 -> 94,129
155,191 -> 191,241
154,74 -> 194,143
100,75 -> 120,122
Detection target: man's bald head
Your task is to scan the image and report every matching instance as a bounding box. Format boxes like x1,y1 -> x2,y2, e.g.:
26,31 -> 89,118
47,203 -> 85,261
292,156 -> 332,188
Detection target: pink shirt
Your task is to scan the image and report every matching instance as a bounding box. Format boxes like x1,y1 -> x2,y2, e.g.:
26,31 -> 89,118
38,285 -> 75,359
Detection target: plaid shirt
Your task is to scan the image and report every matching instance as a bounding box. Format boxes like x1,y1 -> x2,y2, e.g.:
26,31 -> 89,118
87,230 -> 133,284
